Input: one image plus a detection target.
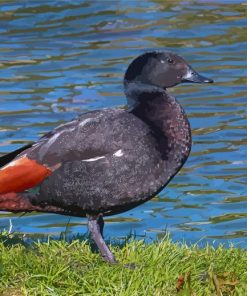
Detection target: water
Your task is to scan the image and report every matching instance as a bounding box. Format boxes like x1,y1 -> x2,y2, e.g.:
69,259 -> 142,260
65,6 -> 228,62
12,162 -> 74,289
0,0 -> 247,247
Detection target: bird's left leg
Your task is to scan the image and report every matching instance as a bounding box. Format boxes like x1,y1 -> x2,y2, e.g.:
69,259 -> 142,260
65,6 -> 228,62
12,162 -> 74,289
87,214 -> 117,264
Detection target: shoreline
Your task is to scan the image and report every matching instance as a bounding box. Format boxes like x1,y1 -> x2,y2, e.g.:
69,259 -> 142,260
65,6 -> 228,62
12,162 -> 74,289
1,232 -> 246,295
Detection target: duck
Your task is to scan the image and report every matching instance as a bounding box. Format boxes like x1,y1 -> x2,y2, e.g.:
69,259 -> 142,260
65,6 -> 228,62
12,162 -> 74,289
0,51 -> 213,263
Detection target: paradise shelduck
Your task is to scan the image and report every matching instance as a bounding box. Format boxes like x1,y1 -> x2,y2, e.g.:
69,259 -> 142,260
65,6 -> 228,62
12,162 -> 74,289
0,51 -> 213,263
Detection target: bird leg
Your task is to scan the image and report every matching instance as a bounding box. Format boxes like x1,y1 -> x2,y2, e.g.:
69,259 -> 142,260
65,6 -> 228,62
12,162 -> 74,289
87,214 -> 117,264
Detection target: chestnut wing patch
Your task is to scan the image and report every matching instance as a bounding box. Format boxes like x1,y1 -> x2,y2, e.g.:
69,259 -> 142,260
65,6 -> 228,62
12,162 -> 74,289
0,156 -> 52,194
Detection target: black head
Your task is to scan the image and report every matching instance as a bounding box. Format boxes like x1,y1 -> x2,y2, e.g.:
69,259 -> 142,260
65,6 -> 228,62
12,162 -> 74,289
124,51 -> 213,89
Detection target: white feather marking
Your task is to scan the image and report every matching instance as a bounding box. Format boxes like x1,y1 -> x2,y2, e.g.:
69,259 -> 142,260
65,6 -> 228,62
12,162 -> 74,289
44,123 -> 78,147
79,118 -> 93,127
113,149 -> 123,157
46,131 -> 62,146
82,156 -> 105,162
2,155 -> 26,169
183,69 -> 193,80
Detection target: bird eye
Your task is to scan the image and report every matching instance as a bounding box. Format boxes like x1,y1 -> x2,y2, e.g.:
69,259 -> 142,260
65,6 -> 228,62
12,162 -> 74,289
167,58 -> 174,64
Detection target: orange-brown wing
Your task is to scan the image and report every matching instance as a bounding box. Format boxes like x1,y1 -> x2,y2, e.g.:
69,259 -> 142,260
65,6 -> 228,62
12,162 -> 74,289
0,156 -> 52,194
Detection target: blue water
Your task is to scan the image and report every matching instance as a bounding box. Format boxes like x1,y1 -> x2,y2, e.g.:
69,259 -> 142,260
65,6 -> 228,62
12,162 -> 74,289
0,0 -> 247,247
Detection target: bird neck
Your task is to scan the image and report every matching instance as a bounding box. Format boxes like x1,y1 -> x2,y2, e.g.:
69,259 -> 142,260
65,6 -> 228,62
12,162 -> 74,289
125,81 -> 191,171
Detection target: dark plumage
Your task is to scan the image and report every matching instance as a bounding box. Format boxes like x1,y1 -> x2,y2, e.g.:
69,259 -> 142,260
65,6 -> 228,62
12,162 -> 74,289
0,51 -> 213,263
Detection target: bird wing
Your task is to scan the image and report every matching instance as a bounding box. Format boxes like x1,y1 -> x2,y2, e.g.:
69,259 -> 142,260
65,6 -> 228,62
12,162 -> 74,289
0,108 -> 144,194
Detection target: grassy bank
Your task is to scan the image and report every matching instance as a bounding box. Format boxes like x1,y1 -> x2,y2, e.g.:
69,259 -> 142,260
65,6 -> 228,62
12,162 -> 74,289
0,232 -> 246,296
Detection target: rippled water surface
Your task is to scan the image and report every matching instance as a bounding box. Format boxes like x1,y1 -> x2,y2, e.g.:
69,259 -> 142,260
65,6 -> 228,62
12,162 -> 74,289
0,0 -> 247,246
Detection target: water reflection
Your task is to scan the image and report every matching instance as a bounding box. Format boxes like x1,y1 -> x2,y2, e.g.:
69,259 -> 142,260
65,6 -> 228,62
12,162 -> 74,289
0,0 -> 246,246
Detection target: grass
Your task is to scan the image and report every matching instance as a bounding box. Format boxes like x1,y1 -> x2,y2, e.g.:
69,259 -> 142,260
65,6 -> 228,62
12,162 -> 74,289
0,232 -> 247,296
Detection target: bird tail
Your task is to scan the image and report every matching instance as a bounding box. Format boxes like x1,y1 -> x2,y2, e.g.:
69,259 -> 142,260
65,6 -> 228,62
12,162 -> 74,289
0,192 -> 37,212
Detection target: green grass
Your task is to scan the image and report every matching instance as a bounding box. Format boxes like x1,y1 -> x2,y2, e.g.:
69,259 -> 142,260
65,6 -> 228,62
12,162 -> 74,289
0,232 -> 247,296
